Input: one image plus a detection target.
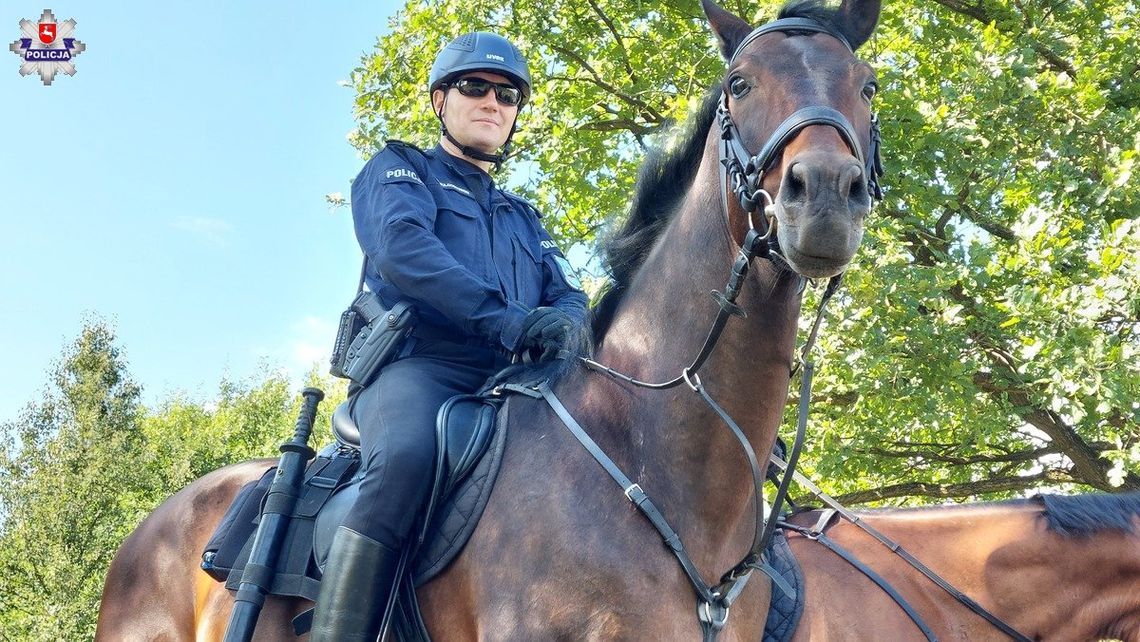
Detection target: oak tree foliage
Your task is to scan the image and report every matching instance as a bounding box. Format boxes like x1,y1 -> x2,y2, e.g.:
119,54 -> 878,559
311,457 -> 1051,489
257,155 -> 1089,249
349,0 -> 1139,501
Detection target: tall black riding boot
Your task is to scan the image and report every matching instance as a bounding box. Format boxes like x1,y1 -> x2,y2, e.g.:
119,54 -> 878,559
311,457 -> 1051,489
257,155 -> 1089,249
311,526 -> 402,642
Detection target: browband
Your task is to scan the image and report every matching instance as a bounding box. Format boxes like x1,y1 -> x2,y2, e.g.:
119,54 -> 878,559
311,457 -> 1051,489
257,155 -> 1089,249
729,17 -> 853,63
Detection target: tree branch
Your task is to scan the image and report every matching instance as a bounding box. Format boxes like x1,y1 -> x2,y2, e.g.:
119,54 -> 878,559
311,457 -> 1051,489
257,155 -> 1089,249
858,444 -> 1062,466
825,468 -> 1074,505
548,43 -> 665,122
578,118 -> 657,136
929,0 -> 1077,78
973,370 -> 1140,491
585,0 -> 637,84
884,197 -> 1136,493
971,217 -> 1017,242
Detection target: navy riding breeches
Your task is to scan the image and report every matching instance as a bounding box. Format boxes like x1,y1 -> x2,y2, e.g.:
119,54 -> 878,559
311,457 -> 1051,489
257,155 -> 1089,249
342,338 -> 510,549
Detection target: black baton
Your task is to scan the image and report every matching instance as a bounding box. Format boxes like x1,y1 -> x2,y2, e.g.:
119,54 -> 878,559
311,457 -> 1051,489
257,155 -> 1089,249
223,387 -> 323,642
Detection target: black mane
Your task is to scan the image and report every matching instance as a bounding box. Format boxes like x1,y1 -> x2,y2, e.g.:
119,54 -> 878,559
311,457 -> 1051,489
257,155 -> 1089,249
589,86 -> 722,340
1035,492 -> 1140,537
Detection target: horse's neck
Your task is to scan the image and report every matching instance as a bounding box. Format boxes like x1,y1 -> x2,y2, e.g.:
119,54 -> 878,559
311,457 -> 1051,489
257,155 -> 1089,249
859,505 -> 1140,640
571,138 -> 803,562
997,514 -> 1140,640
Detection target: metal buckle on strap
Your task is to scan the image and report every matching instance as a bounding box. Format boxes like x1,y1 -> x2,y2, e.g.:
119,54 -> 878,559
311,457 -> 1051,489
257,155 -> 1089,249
682,369 -> 702,392
698,598 -> 730,629
809,508 -> 839,539
623,483 -> 643,502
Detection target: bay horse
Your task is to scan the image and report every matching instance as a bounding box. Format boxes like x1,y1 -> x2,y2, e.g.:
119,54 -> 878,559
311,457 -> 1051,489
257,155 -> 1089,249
96,0 -> 883,639
782,493 -> 1140,641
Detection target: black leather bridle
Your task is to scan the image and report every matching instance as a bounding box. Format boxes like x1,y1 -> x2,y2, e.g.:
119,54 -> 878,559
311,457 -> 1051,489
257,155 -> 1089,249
717,17 -> 884,253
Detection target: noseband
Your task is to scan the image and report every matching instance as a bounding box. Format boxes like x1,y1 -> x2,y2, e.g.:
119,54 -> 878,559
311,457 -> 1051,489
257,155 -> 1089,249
718,17 -> 885,243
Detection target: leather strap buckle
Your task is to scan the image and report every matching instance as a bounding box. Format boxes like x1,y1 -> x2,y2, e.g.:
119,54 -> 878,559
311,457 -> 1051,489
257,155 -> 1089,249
698,598 -> 730,629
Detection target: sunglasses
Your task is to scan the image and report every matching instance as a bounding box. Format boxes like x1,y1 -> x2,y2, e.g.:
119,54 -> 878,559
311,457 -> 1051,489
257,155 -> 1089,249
450,78 -> 523,107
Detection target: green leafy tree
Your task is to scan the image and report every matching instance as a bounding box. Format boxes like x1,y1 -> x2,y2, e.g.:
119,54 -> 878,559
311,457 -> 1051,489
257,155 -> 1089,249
0,319 -> 348,639
805,0 -> 1139,502
0,320 -> 148,640
351,0 -> 1138,503
142,366 -> 348,500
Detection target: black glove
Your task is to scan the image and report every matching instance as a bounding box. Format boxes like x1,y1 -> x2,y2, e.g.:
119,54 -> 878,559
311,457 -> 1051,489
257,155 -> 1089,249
515,307 -> 574,362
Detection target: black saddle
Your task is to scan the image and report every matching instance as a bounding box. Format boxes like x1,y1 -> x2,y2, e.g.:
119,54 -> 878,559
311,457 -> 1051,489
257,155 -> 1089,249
329,394 -> 498,501
201,391 -> 509,638
313,395 -> 506,574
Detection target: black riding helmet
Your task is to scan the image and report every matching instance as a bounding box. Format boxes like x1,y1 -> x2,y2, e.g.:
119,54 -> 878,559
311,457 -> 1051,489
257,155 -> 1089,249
429,32 -> 531,167
429,32 -> 531,105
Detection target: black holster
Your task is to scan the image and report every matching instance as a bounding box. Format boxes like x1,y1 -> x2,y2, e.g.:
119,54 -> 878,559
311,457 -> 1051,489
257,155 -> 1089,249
330,291 -> 415,387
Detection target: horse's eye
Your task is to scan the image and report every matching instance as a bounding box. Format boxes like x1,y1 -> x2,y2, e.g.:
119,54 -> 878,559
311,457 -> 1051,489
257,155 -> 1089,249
729,76 -> 751,99
862,82 -> 878,102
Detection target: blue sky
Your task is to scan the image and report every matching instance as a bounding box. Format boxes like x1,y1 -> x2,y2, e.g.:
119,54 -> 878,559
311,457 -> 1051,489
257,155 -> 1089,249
1,1 -> 410,421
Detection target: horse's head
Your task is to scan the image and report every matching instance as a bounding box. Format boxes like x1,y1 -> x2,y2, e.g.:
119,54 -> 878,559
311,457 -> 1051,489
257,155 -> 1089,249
703,0 -> 882,278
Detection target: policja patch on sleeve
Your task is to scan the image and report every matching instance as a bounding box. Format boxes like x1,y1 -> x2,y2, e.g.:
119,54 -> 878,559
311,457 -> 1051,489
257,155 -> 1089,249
553,255 -> 584,291
382,167 -> 423,185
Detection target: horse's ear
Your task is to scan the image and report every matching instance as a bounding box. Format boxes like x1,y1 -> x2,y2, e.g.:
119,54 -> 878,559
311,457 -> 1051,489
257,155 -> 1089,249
702,0 -> 753,61
837,0 -> 881,50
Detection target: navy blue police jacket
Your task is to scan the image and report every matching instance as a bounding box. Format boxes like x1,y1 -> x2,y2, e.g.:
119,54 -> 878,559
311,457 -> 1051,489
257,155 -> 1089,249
351,141 -> 589,352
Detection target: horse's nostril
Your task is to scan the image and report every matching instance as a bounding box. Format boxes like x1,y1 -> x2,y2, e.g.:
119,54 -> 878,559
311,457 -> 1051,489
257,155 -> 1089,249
790,163 -> 808,185
785,162 -> 807,196
844,165 -> 865,201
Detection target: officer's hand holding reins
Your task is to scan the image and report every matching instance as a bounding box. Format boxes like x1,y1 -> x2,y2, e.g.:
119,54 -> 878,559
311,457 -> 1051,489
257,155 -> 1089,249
516,307 -> 574,363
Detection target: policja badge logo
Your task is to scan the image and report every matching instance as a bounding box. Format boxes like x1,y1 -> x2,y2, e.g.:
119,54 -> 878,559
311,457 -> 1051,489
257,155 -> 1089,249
9,9 -> 85,85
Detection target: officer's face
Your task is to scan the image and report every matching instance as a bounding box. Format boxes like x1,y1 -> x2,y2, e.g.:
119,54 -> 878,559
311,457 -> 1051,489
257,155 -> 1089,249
433,71 -> 519,155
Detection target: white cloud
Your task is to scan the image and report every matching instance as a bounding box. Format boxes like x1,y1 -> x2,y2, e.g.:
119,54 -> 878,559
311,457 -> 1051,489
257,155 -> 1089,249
171,216 -> 233,245
243,316 -> 337,397
273,315 -> 336,381
291,316 -> 334,369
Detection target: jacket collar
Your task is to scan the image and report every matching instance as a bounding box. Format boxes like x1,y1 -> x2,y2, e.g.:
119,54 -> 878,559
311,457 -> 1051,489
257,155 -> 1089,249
434,144 -> 492,180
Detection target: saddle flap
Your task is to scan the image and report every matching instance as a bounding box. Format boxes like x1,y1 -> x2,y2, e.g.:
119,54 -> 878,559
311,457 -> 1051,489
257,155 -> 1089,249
763,529 -> 806,642
436,394 -> 501,493
409,397 -> 510,585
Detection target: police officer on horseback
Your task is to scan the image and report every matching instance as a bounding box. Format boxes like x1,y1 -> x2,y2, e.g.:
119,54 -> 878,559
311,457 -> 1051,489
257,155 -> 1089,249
311,32 -> 589,641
